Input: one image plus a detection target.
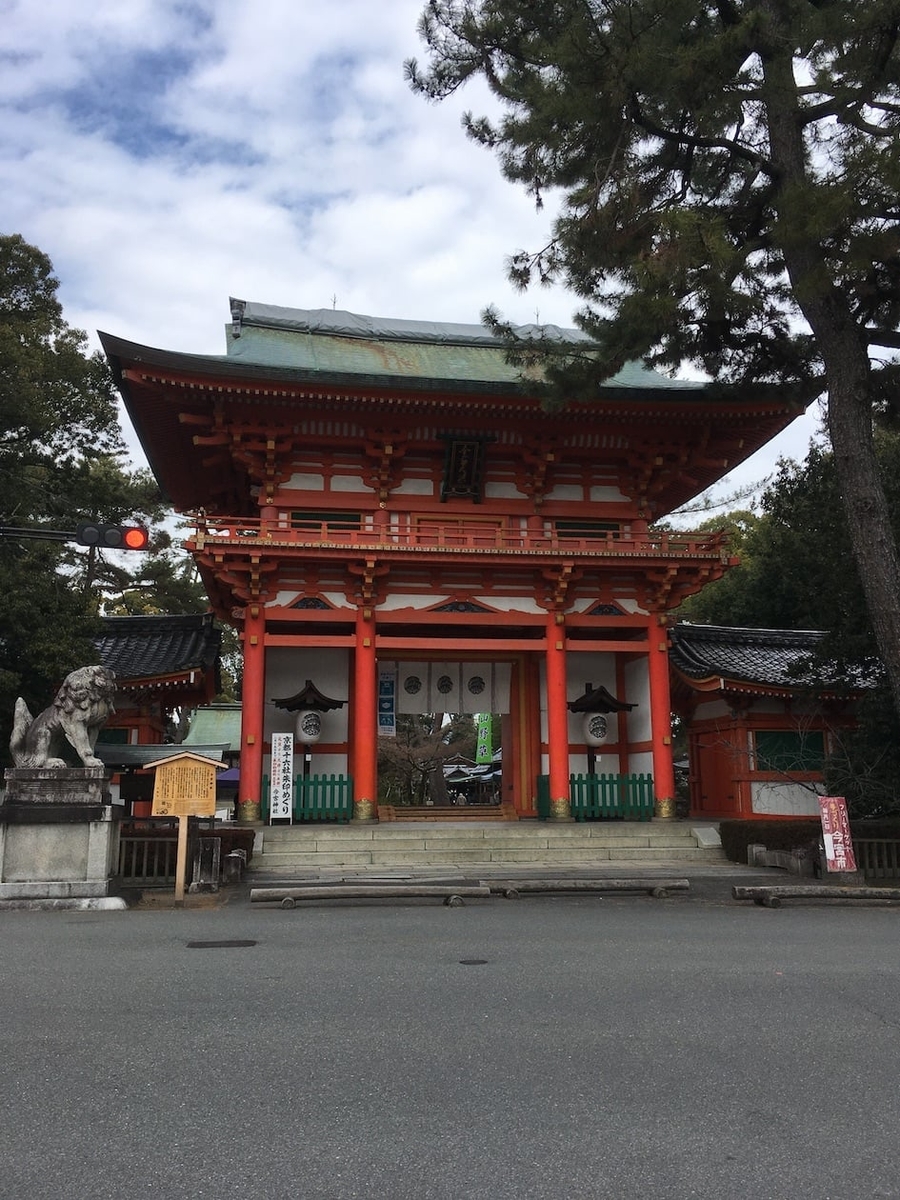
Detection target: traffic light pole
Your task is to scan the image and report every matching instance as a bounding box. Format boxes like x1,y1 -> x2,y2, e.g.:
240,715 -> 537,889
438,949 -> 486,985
0,524 -> 150,549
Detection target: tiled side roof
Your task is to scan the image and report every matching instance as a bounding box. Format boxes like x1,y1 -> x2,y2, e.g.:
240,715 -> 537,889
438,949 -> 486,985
95,613 -> 221,683
669,623 -> 825,689
182,704 -> 242,752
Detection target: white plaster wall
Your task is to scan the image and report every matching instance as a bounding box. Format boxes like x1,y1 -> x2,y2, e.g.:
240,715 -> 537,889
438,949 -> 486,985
538,651 -> 654,775
565,651 -> 622,752
751,781 -> 823,816
263,648 -> 350,778
268,591 -> 301,608
567,651 -> 618,695
331,475 -> 373,492
589,485 -> 629,502
321,593 -> 353,609
393,478 -> 434,495
285,752 -> 347,776
628,750 -> 654,775
380,594 -> 450,611
485,481 -> 526,498
475,596 -> 546,614
544,484 -> 583,500
624,657 -> 652,743
285,473 -> 324,489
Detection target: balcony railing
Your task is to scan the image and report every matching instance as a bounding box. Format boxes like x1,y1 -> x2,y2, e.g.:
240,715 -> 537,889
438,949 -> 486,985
188,514 -> 729,560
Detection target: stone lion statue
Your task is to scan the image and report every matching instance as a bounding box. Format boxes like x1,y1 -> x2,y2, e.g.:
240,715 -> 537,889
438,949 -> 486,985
9,665 -> 116,769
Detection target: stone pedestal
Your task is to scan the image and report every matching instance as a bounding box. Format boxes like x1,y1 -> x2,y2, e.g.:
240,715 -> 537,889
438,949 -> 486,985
0,768 -> 125,909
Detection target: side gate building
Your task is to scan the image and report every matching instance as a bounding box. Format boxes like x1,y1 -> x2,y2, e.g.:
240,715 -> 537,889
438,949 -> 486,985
101,302 -> 805,823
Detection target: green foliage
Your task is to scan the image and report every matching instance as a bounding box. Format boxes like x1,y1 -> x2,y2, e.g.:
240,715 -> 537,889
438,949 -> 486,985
377,713 -> 477,805
409,1 -> 900,728
0,235 -> 123,517
678,433 -> 900,811
679,431 -> 900,662
826,684 -> 900,818
0,234 -> 222,757
408,1 -> 900,389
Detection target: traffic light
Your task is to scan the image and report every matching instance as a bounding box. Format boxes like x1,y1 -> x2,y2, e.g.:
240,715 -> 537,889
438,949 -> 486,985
75,521 -> 151,550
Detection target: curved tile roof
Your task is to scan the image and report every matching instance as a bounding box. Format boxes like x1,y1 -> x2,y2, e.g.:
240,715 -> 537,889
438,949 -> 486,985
95,613 -> 221,684
669,623 -> 825,689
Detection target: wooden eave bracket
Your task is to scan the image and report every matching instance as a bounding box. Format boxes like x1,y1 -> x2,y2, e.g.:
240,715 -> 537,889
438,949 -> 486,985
364,433 -> 407,503
541,561 -> 579,610
348,557 -> 390,606
518,440 -> 559,506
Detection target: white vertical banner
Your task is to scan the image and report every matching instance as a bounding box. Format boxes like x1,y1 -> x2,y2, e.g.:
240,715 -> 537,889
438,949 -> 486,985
430,664 -> 462,713
492,663 -> 512,714
378,667 -> 396,737
269,732 -> 294,822
462,663 -> 491,714
388,661 -> 512,714
398,662 -> 430,714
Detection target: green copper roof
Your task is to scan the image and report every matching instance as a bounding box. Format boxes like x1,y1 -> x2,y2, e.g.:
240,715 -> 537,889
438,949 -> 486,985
225,300 -> 705,392
183,704 -> 242,753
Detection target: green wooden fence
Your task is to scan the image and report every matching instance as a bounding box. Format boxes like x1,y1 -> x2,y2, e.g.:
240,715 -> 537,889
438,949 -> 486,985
537,773 -> 655,821
262,773 -> 354,822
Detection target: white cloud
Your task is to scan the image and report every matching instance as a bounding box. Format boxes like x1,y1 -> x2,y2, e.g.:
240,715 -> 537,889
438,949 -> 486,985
0,0 -> 820,492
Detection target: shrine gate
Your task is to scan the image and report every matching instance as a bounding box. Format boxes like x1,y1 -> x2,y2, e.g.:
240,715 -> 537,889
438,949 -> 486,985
102,303 -> 805,822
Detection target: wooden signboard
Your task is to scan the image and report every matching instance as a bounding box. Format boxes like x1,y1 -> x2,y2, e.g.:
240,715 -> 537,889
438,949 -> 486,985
145,753 -> 224,905
151,758 -> 217,818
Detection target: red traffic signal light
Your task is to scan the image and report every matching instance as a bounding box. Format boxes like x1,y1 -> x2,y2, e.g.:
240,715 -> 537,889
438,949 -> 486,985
75,522 -> 150,551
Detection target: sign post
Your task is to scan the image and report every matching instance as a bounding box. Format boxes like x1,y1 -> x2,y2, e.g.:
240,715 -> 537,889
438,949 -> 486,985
146,753 -> 222,906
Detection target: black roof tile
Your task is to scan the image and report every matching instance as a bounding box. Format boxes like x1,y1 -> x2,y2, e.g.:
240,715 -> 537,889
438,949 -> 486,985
669,623 -> 825,689
95,613 -> 221,683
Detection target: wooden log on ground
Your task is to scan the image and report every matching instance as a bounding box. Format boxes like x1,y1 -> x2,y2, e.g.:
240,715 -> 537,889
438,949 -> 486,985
250,883 -> 491,908
487,878 -> 690,899
733,884 -> 900,908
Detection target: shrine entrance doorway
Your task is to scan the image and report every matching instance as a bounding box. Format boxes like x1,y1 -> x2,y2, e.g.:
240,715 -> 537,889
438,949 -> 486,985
375,659 -> 537,818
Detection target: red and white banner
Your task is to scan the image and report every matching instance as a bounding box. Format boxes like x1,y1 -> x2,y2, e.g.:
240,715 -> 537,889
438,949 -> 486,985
818,796 -> 856,873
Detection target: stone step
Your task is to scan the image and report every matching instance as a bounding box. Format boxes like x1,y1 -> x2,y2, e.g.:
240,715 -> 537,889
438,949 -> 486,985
260,822 -> 702,844
247,822 -> 725,873
250,846 -> 725,873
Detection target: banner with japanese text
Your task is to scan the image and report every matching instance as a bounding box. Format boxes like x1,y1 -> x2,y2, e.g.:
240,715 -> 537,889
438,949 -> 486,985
378,669 -> 396,736
269,732 -> 294,822
475,712 -> 493,765
818,796 -> 856,872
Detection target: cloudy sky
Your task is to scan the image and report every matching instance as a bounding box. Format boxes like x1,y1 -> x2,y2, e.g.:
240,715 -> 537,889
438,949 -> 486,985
3,0 -> 822,498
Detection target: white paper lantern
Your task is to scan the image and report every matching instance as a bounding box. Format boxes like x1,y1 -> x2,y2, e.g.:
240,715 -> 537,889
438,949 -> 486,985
295,709 -> 323,745
583,712 -> 609,746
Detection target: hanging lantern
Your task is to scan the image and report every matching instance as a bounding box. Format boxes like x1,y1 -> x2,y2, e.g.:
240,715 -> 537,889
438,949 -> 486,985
583,712 -> 609,747
569,683 -> 635,747
271,680 -> 346,748
295,709 -> 323,745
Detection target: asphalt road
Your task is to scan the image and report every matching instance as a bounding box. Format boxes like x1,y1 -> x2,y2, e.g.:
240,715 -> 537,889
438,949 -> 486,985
1,894 -> 898,1200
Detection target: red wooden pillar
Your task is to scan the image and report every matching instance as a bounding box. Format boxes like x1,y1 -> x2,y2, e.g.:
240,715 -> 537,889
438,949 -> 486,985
545,611 -> 571,819
238,603 -> 265,822
648,625 -> 676,818
352,606 -> 378,821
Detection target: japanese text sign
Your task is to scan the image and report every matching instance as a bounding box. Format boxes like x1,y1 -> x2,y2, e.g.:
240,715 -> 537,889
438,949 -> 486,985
818,796 -> 857,873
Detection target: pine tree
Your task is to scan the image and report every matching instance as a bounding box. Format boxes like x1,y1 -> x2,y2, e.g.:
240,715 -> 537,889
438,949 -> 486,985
408,1 -> 900,720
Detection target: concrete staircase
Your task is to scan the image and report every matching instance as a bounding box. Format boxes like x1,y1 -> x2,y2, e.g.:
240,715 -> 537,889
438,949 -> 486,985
247,820 -> 725,877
